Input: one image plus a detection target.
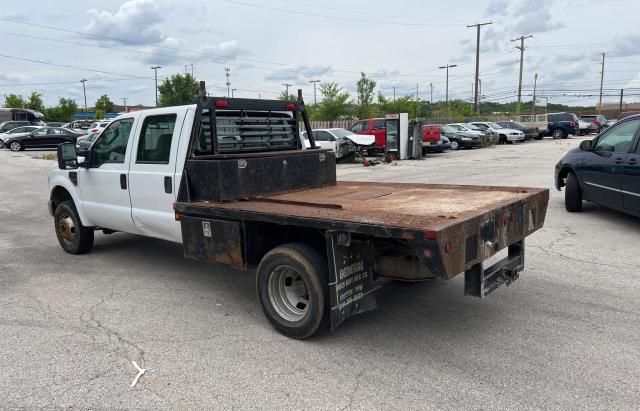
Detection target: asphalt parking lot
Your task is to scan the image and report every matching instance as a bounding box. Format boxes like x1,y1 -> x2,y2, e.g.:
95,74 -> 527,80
1,138 -> 639,409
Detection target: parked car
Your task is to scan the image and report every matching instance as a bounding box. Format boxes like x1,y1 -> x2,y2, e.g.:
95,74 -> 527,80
580,114 -> 607,134
350,118 -> 387,150
86,120 -> 111,135
446,123 -> 485,137
46,122 -> 66,128
441,125 -> 481,150
75,131 -> 101,151
602,119 -> 617,130
555,114 -> 640,216
0,125 -> 43,145
546,112 -> 579,139
470,122 -> 525,144
65,120 -> 93,135
496,121 -> 540,140
426,135 -> 451,153
421,124 -> 446,154
0,120 -> 32,134
3,127 -> 83,151
301,128 -> 375,159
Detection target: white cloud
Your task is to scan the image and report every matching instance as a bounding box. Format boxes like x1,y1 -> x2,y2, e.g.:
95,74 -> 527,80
610,34 -> 640,58
264,64 -> 332,83
84,0 -> 166,45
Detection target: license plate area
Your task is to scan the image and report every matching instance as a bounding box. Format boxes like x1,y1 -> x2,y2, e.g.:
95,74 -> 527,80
464,240 -> 524,298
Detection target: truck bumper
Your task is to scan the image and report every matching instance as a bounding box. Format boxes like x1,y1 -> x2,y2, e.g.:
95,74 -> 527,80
464,240 -> 524,298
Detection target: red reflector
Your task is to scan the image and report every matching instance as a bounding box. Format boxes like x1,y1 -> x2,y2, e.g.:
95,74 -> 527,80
285,103 -> 296,111
425,230 -> 437,240
444,242 -> 453,253
569,121 -> 576,126
215,100 -> 228,108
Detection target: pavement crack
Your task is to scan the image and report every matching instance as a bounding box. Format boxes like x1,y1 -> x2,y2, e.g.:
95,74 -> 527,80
341,369 -> 365,410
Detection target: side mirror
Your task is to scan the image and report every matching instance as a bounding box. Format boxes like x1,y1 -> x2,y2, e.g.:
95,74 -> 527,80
57,143 -> 78,169
579,140 -> 592,151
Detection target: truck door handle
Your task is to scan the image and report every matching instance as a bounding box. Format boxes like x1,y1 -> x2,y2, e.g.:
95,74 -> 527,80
615,158 -> 624,165
120,174 -> 127,189
164,176 -> 172,194
628,158 -> 637,165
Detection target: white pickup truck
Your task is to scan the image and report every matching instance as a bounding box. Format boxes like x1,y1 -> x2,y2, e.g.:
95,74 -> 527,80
48,89 -> 548,339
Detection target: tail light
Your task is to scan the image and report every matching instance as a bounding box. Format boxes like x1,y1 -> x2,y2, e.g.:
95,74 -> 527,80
569,121 -> 576,126
285,103 -> 296,111
214,100 -> 228,108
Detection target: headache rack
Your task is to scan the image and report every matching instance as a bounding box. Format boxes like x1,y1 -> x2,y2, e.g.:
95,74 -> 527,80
191,83 -> 317,157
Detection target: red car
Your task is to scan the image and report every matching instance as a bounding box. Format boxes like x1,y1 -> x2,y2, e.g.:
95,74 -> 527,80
350,118 -> 387,149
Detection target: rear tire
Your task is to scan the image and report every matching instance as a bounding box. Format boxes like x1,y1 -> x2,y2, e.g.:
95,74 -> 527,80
499,134 -> 507,144
257,243 -> 328,339
552,129 -> 565,139
564,172 -> 583,212
54,200 -> 94,254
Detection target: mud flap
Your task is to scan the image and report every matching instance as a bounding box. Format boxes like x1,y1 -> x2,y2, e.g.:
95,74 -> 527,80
326,233 -> 377,331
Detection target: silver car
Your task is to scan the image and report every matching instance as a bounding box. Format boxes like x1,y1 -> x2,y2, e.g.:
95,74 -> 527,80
0,125 -> 43,145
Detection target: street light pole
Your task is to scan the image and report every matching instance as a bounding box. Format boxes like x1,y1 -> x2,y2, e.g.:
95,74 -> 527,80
309,80 -> 320,105
438,64 -> 458,114
80,78 -> 88,112
150,66 -> 161,107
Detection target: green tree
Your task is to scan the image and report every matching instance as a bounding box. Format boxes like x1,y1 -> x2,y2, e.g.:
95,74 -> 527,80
355,72 -> 376,119
377,95 -> 421,118
26,91 -> 45,113
158,73 -> 199,107
313,82 -> 351,121
278,91 -> 297,101
95,109 -> 105,120
94,94 -> 115,113
44,97 -> 79,122
3,94 -> 25,108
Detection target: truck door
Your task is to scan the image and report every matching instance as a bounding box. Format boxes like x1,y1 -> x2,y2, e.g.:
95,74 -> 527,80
622,134 -> 640,214
128,109 -> 187,243
77,118 -> 138,233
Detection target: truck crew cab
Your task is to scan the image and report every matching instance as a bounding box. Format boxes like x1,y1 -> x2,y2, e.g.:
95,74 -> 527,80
49,84 -> 549,339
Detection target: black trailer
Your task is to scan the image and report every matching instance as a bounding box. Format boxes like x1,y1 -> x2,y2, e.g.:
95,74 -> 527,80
174,84 -> 549,339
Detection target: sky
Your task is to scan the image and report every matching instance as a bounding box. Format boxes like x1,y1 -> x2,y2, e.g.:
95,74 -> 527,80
1,0 -> 639,109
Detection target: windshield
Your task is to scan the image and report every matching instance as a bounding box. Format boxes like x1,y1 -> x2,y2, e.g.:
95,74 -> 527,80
509,121 -> 526,128
330,129 -> 354,138
488,122 -> 503,129
441,125 -> 457,133
466,124 -> 482,130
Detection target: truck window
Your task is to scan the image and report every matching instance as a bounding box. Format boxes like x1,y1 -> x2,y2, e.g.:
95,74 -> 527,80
136,114 -> 177,164
373,120 -> 385,129
92,119 -> 134,167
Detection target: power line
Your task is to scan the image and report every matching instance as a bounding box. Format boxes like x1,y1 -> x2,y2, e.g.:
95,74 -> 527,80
0,53 -> 143,78
219,0 -> 462,26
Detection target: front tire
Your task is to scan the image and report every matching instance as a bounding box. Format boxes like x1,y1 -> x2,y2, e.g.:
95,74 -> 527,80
552,129 -> 565,139
54,200 -> 94,254
9,141 -> 23,151
257,243 -> 328,339
450,140 -> 459,150
565,172 -> 583,212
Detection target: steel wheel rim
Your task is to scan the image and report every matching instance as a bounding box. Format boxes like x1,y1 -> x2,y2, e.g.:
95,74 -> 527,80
58,212 -> 76,245
451,141 -> 459,150
10,142 -> 20,151
268,265 -> 310,322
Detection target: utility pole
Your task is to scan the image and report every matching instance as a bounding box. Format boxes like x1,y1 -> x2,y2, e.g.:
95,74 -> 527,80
438,64 -> 457,113
393,85 -> 396,101
190,63 -> 194,77
512,34 -> 533,114
80,78 -> 88,112
150,66 -> 161,107
282,83 -> 292,97
225,67 -> 231,98
467,21 -> 492,114
619,88 -> 624,115
121,97 -> 127,112
309,80 -> 320,105
231,88 -> 237,98
430,82 -> 433,104
532,73 -> 538,116
598,53 -> 605,113
479,78 -> 482,109
416,83 -> 419,100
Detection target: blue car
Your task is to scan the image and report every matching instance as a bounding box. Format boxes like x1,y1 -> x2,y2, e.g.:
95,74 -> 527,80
555,114 -> 640,217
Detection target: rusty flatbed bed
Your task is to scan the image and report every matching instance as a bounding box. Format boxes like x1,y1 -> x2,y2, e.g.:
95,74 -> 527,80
176,181 -> 548,237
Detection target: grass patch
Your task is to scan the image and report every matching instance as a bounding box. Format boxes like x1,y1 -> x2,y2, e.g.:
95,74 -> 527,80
41,153 -> 57,161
